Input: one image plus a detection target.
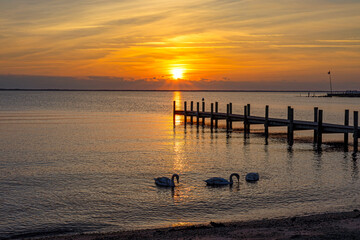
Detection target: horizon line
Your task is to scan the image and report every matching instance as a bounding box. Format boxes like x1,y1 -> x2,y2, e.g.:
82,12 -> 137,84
0,88 -> 333,93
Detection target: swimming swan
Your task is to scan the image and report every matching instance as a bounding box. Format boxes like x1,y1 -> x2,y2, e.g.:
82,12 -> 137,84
245,172 -> 259,182
154,174 -> 179,187
205,173 -> 240,186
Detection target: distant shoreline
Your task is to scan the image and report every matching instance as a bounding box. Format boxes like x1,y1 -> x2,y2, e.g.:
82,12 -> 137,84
0,89 -> 329,93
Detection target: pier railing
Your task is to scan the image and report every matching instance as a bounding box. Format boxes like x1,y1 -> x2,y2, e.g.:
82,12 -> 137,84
173,101 -> 359,153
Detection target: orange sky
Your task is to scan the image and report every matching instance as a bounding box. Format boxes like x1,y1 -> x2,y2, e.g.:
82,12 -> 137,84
0,0 -> 360,90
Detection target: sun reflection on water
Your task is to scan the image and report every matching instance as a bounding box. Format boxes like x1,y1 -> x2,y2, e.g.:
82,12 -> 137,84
173,91 -> 182,126
173,140 -> 185,172
171,91 -> 194,204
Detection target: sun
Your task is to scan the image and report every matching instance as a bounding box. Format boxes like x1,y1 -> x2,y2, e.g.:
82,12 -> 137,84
172,68 -> 183,79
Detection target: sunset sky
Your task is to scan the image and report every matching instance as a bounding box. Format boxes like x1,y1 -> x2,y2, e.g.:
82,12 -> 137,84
1,0 -> 359,90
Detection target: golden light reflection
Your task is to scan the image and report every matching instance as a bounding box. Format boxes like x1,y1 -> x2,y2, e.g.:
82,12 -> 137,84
171,93 -> 194,204
175,114 -> 182,125
173,140 -> 185,172
173,91 -> 182,125
172,139 -> 193,204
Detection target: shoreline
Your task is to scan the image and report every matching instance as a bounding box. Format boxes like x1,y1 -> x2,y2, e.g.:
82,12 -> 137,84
38,210 -> 360,240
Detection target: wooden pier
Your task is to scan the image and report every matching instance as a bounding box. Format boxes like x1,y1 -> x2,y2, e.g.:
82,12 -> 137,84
173,101 -> 359,153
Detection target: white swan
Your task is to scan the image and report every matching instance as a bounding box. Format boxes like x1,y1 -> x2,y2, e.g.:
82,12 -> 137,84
154,174 -> 179,187
205,173 -> 240,186
245,172 -> 259,182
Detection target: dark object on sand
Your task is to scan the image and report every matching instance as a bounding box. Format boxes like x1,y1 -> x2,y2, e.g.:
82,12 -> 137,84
210,221 -> 225,227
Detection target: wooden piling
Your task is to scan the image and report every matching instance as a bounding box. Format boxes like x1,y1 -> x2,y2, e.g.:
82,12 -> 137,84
190,101 -> 194,124
211,103 -> 214,130
354,111 -> 358,153
215,102 -> 218,129
265,105 -> 269,140
244,105 -> 248,133
344,109 -> 349,148
288,107 -> 294,146
173,101 -> 176,126
229,102 -> 233,129
317,110 -> 323,147
226,104 -> 230,132
202,101 -> 205,126
287,106 -> 291,142
184,101 -> 187,127
196,102 -> 200,127
247,104 -> 251,132
313,107 -> 318,143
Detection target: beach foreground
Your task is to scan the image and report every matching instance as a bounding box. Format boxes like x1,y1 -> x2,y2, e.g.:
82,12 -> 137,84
40,210 -> 360,240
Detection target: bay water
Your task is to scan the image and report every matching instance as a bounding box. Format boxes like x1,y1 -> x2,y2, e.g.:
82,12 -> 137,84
1,91 -> 359,238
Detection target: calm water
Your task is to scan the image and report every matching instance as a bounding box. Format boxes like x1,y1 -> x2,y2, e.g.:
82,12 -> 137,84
1,91 -> 359,238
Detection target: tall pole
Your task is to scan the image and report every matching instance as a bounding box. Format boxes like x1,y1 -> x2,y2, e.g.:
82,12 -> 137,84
173,101 -> 176,126
328,71 -> 333,94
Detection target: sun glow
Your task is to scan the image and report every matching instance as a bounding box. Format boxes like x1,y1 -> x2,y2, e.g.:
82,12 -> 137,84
172,68 -> 183,79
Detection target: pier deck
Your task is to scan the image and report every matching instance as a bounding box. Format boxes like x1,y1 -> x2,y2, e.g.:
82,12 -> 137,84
173,101 -> 359,152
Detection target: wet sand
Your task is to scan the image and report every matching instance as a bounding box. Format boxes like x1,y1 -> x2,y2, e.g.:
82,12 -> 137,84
40,210 -> 360,240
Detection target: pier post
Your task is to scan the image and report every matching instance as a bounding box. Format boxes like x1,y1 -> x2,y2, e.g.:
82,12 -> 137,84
317,110 -> 323,148
244,105 -> 248,134
215,102 -> 218,129
226,104 -> 230,132
211,103 -> 214,130
287,106 -> 291,143
313,107 -> 318,143
247,104 -> 251,133
190,101 -> 194,124
230,102 -> 233,129
173,101 -> 176,126
184,101 -> 187,127
344,109 -> 349,149
202,101 -> 205,126
265,105 -> 269,141
196,102 -> 200,128
354,111 -> 358,153
287,107 -> 294,146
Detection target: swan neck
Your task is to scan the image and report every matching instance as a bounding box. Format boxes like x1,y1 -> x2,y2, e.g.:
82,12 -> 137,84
230,173 -> 238,183
171,174 -> 179,183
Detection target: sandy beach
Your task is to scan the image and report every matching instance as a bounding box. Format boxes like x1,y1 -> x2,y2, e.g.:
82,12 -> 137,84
37,210 -> 360,240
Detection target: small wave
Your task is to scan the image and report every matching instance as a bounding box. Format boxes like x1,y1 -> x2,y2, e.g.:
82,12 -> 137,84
1,222 -> 114,240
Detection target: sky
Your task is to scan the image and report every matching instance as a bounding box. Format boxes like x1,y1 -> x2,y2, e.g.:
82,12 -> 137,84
0,0 -> 359,90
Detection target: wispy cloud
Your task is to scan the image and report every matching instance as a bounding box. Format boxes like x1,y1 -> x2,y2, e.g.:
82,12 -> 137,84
0,0 -> 359,88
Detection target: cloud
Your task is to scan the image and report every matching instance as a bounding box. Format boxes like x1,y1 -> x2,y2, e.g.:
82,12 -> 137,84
0,0 -> 359,87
